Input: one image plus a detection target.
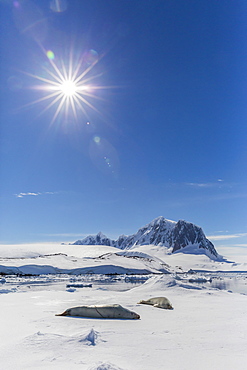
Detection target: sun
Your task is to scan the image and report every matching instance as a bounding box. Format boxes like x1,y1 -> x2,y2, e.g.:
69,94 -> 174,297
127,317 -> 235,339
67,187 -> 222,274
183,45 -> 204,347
59,80 -> 78,97
23,47 -> 108,123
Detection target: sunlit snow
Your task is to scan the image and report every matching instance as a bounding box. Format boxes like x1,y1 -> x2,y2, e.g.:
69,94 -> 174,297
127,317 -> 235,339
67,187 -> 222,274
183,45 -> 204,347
0,242 -> 246,369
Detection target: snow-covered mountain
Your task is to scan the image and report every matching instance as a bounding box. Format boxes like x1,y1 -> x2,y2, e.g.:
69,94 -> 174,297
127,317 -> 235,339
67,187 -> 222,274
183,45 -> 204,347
74,232 -> 112,246
72,217 -> 218,259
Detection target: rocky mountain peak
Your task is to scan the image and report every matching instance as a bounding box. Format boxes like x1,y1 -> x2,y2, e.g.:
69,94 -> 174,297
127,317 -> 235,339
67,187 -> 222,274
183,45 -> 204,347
168,220 -> 217,257
72,217 -> 218,259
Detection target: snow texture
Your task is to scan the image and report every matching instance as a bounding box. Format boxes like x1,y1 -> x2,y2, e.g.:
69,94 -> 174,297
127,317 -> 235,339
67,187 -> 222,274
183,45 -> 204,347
88,363 -> 124,370
0,243 -> 246,369
0,273 -> 246,369
0,240 -> 246,276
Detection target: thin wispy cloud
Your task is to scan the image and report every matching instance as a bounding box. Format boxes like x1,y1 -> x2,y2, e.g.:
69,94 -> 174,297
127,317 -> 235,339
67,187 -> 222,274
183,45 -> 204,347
207,233 -> 247,241
42,233 -> 87,238
15,191 -> 57,198
162,180 -> 237,191
186,182 -> 215,188
185,180 -> 231,188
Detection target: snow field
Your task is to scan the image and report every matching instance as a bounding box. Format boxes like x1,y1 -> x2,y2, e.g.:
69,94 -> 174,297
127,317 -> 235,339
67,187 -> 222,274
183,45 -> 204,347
0,275 -> 246,370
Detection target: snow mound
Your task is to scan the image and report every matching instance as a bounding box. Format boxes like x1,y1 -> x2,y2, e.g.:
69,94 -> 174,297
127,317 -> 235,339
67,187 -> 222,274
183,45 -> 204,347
115,250 -> 162,260
178,283 -> 204,290
24,329 -> 99,348
172,243 -> 220,260
133,274 -> 207,293
96,250 -> 172,274
133,275 -> 177,292
88,362 -> 124,370
79,328 -> 97,346
17,264 -> 60,275
188,276 -> 211,283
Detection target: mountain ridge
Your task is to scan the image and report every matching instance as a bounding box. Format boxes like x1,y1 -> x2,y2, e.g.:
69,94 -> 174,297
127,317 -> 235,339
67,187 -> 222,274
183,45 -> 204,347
72,217 -> 218,259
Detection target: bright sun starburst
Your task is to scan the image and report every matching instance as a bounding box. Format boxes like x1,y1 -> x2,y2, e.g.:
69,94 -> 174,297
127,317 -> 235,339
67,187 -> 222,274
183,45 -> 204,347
23,48 -> 108,123
60,80 -> 77,96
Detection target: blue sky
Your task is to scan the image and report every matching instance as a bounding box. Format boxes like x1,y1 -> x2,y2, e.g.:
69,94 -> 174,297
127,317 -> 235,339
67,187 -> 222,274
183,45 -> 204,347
0,0 -> 247,250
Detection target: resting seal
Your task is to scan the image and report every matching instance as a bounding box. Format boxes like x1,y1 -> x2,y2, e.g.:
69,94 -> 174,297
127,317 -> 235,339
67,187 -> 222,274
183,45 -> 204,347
138,297 -> 173,309
56,304 -> 140,319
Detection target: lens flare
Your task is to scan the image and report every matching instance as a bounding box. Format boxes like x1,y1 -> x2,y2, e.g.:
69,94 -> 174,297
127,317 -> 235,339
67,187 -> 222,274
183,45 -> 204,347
22,46 -> 112,124
50,0 -> 68,13
46,50 -> 55,60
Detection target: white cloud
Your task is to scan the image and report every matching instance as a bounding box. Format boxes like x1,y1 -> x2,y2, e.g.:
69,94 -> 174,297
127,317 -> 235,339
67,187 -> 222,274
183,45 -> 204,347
15,191 -> 57,198
15,192 -> 40,198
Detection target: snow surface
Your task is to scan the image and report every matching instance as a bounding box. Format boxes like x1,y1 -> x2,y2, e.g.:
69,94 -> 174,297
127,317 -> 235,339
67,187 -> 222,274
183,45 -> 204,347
0,244 -> 170,275
0,243 -> 246,369
0,242 -> 246,275
0,274 -> 246,369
